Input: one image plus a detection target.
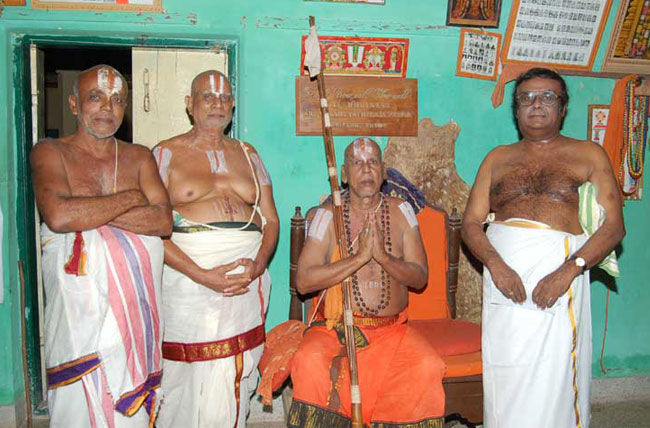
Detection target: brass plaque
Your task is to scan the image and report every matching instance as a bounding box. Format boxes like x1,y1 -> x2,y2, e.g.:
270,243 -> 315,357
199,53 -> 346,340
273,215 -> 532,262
296,76 -> 418,136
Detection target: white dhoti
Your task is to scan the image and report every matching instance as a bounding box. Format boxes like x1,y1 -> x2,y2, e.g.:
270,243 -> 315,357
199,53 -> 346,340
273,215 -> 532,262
482,219 -> 591,428
41,225 -> 164,428
157,226 -> 271,428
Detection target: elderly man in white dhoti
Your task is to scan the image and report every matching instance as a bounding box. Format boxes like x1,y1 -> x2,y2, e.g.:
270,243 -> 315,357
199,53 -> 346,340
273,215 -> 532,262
152,70 -> 279,428
462,68 -> 625,428
31,65 -> 172,428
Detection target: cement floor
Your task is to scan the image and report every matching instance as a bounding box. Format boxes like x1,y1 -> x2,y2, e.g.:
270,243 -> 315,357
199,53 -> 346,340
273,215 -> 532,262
23,398 -> 650,427
245,399 -> 650,428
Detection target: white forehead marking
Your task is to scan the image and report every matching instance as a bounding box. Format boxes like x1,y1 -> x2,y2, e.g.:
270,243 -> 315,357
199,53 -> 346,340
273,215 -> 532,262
97,67 -> 122,96
209,74 -> 216,94
97,68 -> 109,89
307,208 -> 333,241
353,139 -> 374,159
398,201 -> 418,228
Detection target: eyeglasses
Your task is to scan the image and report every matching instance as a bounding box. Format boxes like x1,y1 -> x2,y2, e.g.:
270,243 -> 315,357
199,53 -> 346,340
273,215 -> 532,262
516,90 -> 561,107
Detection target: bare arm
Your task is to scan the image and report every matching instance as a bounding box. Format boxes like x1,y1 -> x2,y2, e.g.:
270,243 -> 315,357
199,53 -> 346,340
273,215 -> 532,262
248,176 -> 280,278
230,146 -> 280,283
296,208 -> 371,294
572,143 -> 626,266
108,148 -> 172,236
31,142 -> 149,233
372,212 -> 428,289
533,143 -> 625,308
461,149 -> 526,303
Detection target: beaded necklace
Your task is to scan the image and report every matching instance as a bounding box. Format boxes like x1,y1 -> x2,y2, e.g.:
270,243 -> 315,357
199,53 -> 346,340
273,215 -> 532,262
343,192 -> 392,316
627,96 -> 648,179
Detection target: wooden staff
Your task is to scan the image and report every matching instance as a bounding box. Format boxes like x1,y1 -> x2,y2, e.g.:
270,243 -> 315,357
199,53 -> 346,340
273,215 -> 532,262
308,15 -> 364,428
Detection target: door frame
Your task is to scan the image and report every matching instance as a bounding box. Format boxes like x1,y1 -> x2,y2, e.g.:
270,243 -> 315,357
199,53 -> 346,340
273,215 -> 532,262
11,32 -> 238,412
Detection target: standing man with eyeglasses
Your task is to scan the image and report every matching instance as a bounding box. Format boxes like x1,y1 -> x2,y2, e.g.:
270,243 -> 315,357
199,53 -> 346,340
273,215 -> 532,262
152,70 -> 279,428
462,67 -> 625,428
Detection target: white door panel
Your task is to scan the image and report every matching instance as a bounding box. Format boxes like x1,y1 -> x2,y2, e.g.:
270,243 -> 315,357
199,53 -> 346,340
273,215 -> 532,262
132,48 -> 228,148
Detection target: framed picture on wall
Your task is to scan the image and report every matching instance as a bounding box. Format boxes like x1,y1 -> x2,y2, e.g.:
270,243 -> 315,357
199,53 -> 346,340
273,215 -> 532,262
447,0 -> 502,27
456,28 -> 501,80
32,0 -> 161,12
587,104 -> 610,145
602,0 -> 650,74
502,0 -> 612,70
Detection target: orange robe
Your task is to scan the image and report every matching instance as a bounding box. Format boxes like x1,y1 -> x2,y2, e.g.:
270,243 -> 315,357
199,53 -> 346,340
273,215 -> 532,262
287,310 -> 445,428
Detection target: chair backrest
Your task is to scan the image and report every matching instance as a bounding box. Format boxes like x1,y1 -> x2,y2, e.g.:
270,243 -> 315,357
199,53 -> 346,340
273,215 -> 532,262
288,203 -> 462,322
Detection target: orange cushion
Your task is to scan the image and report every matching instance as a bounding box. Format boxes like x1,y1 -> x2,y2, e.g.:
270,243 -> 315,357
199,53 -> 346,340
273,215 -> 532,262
408,206 -> 451,320
408,319 -> 481,357
442,351 -> 482,378
257,320 -> 306,405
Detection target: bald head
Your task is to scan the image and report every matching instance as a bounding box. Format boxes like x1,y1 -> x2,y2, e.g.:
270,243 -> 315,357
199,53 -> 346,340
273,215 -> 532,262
73,65 -> 128,100
344,137 -> 382,164
190,70 -> 231,97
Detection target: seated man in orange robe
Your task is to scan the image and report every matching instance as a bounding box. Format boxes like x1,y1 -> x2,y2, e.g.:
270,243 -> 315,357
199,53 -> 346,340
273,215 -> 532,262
288,137 -> 445,428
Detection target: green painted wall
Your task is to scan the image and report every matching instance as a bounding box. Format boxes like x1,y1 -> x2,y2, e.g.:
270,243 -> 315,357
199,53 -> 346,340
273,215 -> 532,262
1,0 -> 648,406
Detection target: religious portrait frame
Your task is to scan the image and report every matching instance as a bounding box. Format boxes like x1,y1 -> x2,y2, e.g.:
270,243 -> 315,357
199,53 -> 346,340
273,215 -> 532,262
456,28 -> 501,81
446,0 -> 503,28
601,0 -> 650,74
300,35 -> 409,78
587,104 -> 610,145
502,0 -> 613,70
31,0 -> 161,12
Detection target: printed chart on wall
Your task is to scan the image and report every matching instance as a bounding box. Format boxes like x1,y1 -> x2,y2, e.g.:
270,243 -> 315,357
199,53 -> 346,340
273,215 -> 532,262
32,0 -> 161,12
502,0 -> 612,70
457,28 -> 501,80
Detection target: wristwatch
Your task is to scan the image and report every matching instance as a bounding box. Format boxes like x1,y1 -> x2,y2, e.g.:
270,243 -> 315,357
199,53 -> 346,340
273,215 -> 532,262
568,255 -> 586,273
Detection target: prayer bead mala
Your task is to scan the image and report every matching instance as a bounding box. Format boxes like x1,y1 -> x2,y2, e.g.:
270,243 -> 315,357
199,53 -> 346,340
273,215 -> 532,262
343,192 -> 392,316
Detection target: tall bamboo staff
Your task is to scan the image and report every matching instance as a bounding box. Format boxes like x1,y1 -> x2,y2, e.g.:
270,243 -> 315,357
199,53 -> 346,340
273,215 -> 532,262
305,15 -> 364,428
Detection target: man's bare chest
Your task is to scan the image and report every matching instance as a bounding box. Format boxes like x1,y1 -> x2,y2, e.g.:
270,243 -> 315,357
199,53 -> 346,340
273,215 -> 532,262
61,151 -> 138,196
490,159 -> 584,207
167,150 -> 256,204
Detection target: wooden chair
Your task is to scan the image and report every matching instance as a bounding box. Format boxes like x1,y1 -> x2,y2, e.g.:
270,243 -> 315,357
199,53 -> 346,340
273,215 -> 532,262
287,203 -> 483,426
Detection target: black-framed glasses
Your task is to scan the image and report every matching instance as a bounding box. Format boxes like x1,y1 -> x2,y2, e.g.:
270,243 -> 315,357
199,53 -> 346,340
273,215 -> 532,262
516,90 -> 560,107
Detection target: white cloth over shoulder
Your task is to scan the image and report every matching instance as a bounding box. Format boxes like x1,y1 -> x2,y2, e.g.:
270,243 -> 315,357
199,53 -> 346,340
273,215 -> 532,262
482,219 -> 591,428
157,227 -> 271,428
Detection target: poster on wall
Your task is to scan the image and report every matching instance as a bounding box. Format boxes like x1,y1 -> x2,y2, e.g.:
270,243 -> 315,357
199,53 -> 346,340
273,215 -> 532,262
457,28 -> 501,80
447,0 -> 503,27
587,104 -> 609,145
502,0 -> 612,70
300,35 -> 409,78
303,0 -> 384,3
32,0 -> 161,12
